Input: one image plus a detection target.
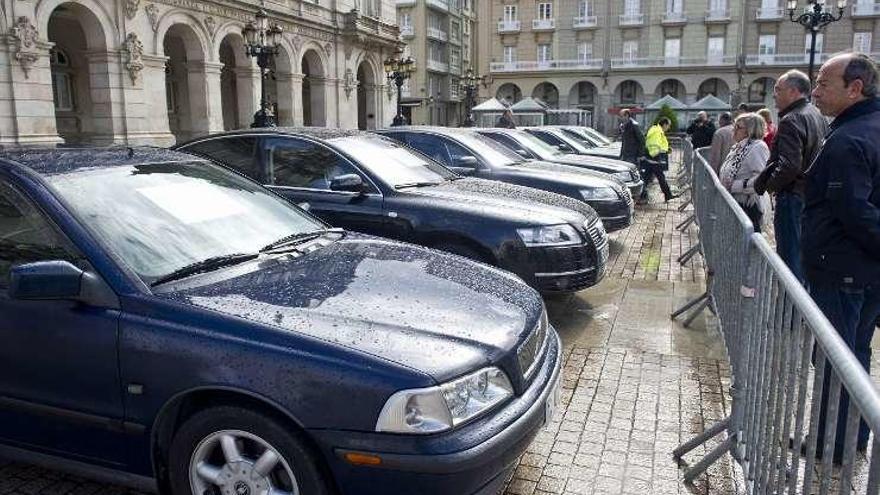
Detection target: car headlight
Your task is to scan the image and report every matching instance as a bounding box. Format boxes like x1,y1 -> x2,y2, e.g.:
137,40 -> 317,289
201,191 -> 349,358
516,224 -> 581,247
580,187 -> 619,201
613,171 -> 632,183
375,367 -> 514,434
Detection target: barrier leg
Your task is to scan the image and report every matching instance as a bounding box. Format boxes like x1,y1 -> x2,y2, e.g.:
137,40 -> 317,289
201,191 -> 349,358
683,298 -> 710,327
678,242 -> 700,264
676,214 -> 696,231
673,417 -> 730,461
671,290 -> 708,320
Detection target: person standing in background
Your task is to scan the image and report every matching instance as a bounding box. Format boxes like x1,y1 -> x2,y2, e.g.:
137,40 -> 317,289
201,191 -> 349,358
757,108 -> 776,147
686,111 -> 716,149
719,113 -> 771,232
618,108 -> 645,166
708,112 -> 735,174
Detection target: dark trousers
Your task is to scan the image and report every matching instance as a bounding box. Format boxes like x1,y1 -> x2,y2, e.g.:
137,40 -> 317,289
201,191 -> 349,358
774,192 -> 805,283
810,282 -> 880,458
639,155 -> 673,201
740,202 -> 763,234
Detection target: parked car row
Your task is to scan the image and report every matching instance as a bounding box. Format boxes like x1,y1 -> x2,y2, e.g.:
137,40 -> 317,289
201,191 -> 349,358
0,124 -> 631,495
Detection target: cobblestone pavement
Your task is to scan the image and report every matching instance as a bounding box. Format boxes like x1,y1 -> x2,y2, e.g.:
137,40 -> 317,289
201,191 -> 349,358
0,170 -> 742,494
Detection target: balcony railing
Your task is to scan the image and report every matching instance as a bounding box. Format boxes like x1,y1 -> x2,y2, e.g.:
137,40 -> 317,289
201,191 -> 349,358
619,13 -> 645,25
756,7 -> 784,20
705,9 -> 731,21
497,20 -> 521,32
745,52 -> 833,65
532,18 -> 556,30
573,15 -> 599,28
489,59 -> 604,72
427,27 -> 448,41
852,2 -> 880,16
662,11 -> 688,24
610,55 -> 737,68
394,0 -> 416,5
426,59 -> 449,72
400,25 -> 414,37
425,0 -> 449,12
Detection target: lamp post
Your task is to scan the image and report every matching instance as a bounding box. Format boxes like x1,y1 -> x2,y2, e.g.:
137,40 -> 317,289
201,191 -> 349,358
384,52 -> 416,127
459,68 -> 489,127
242,9 -> 283,128
788,0 -> 846,86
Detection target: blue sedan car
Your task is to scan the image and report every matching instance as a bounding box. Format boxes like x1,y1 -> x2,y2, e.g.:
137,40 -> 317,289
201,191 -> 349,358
0,148 -> 561,495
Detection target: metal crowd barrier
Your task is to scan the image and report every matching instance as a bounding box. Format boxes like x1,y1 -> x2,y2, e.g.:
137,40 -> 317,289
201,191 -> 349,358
672,150 -> 880,494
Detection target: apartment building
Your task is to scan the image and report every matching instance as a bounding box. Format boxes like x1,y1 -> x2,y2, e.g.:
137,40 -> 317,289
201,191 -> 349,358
479,0 -> 880,133
396,0 -> 478,125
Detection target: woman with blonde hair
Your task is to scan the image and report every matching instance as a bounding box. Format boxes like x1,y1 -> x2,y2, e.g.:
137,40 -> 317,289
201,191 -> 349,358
720,112 -> 771,232
757,108 -> 776,147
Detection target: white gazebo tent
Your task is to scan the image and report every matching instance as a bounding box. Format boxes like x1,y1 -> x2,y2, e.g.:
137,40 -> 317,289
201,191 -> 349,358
510,97 -> 548,126
687,94 -> 731,123
471,98 -> 509,127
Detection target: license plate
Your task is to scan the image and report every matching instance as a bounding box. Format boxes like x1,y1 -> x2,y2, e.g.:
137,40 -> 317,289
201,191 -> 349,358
543,375 -> 561,427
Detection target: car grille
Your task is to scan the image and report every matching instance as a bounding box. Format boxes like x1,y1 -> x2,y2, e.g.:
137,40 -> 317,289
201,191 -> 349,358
517,309 -> 549,380
585,218 -> 608,252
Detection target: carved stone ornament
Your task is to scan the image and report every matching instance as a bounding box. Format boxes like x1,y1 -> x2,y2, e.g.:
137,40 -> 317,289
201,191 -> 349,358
124,0 -> 140,20
145,3 -> 160,32
11,17 -> 40,78
323,42 -> 333,59
343,68 -> 355,99
204,16 -> 216,36
124,33 -> 144,83
290,35 -> 303,57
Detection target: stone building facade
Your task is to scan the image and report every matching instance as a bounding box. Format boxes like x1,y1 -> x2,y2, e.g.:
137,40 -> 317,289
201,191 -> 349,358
477,0 -> 880,133
0,0 -> 401,147
396,0 -> 477,126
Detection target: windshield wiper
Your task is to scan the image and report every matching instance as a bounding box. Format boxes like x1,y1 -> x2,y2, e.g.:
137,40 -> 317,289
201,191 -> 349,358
259,228 -> 343,253
395,181 -> 442,189
151,253 -> 258,287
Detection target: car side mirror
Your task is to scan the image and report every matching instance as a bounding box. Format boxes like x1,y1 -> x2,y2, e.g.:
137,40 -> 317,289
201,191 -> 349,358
329,174 -> 365,194
453,156 -> 479,168
9,260 -> 83,300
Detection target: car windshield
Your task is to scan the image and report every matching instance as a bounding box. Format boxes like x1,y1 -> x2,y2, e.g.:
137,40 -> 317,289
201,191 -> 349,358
509,131 -> 566,160
581,127 -> 613,146
448,131 -> 525,166
329,135 -> 456,187
544,130 -> 593,153
45,161 -> 322,285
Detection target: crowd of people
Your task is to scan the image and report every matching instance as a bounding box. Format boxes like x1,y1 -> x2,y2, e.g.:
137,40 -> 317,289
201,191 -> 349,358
621,52 -> 879,465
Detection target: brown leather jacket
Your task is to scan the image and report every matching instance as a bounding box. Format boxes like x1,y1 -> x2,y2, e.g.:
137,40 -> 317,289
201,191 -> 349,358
754,98 -> 828,196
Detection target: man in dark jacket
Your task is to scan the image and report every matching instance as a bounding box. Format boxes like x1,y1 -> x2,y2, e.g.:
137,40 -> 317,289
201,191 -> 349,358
802,53 -> 880,463
686,111 -> 716,148
753,70 -> 828,282
618,109 -> 644,165
495,109 -> 516,129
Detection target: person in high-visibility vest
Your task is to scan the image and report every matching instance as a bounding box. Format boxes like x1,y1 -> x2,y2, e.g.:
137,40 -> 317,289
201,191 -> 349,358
638,117 -> 677,203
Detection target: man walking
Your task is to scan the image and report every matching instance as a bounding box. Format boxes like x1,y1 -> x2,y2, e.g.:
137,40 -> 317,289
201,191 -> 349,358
754,70 -> 828,282
618,109 -> 644,165
686,111 -> 716,149
495,109 -> 516,129
640,117 -> 677,203
802,53 -> 880,462
708,112 -> 734,173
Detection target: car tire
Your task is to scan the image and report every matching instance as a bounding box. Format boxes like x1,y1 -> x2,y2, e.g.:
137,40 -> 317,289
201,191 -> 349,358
168,405 -> 331,495
434,242 -> 488,264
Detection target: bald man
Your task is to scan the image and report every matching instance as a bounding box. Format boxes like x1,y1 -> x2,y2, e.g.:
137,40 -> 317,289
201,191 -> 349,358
802,53 -> 880,464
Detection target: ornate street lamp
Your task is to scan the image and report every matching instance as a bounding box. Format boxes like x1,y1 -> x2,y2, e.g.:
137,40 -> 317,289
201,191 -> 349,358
384,51 -> 416,127
242,9 -> 283,128
459,68 -> 489,127
788,0 -> 846,86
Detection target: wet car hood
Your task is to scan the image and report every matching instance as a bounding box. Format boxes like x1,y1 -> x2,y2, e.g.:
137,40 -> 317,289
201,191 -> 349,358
410,178 -> 599,224
505,160 -> 625,189
157,233 -> 544,382
552,154 -> 637,173
581,146 -> 622,158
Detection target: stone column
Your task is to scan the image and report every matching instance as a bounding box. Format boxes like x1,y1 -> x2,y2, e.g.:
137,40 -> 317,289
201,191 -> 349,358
84,51 -> 127,145
0,40 -> 62,146
235,66 -> 261,129
133,55 -> 175,146
188,60 -> 225,137
290,72 -> 304,126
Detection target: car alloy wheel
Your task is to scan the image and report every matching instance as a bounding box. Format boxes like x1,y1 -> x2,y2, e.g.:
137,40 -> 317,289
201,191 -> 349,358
189,429 -> 299,495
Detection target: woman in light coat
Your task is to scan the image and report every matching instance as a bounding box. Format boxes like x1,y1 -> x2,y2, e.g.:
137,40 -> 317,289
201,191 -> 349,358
719,112 -> 771,232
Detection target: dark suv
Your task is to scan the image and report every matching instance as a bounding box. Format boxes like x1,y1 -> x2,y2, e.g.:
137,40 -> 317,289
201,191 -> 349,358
177,129 -> 609,292
0,147 -> 561,495
378,127 -> 635,233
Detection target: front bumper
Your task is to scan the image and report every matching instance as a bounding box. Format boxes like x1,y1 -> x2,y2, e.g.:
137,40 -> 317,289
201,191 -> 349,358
311,329 -> 564,495
627,180 -> 644,199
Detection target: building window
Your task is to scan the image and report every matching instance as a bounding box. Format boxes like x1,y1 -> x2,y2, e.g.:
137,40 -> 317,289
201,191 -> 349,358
759,34 -> 776,62
664,38 -> 681,61
450,47 -> 461,69
504,46 -> 516,63
748,78 -> 774,103
709,0 -> 727,12
623,40 -> 638,61
538,2 -> 553,20
659,79 -> 681,98
805,33 -> 824,56
620,80 -> 638,104
50,48 -> 74,112
537,44 -> 553,63
399,12 -> 411,28
708,36 -> 725,62
624,0 -> 640,15
854,32 -> 873,52
578,0 -> 591,16
503,5 -> 518,21
578,42 -> 593,62
450,78 -> 459,99
666,0 -> 683,13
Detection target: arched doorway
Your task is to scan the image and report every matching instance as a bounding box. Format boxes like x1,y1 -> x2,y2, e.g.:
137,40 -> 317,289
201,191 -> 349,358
655,79 -> 686,100
47,2 -> 115,145
357,61 -> 378,130
532,82 -> 559,108
496,83 -> 522,105
301,49 -> 326,126
219,34 -> 255,130
163,24 -> 209,143
614,80 -> 644,106
568,81 -> 597,126
698,78 -> 730,100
